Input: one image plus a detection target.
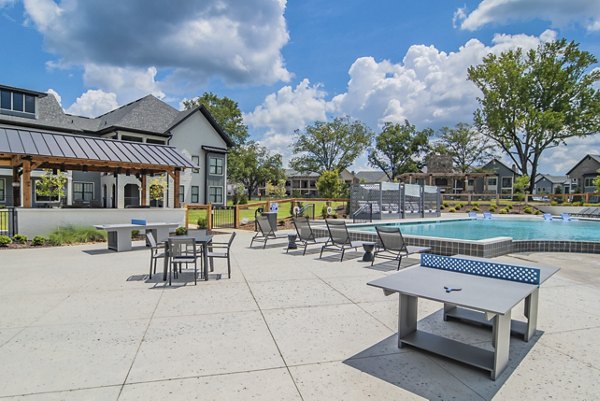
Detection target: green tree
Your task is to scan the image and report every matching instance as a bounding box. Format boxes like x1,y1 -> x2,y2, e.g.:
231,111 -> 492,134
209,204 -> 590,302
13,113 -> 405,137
513,175 -> 530,201
149,176 -> 166,204
290,116 -> 373,174
228,142 -> 285,199
35,169 -> 68,202
432,123 -> 496,173
316,170 -> 346,199
593,170 -> 600,192
368,120 -> 431,181
468,39 -> 600,192
266,179 -> 287,199
183,92 -> 248,146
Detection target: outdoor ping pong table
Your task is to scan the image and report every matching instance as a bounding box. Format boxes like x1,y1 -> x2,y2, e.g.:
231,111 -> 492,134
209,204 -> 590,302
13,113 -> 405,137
367,253 -> 559,380
94,219 -> 179,252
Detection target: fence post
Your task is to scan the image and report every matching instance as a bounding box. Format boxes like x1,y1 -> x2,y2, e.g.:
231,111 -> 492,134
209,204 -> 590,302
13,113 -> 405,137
467,193 -> 472,205
207,204 -> 213,230
234,205 -> 240,228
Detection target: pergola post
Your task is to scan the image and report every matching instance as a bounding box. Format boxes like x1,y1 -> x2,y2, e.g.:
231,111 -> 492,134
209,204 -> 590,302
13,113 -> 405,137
140,174 -> 147,207
12,166 -> 20,206
22,159 -> 31,208
173,169 -> 181,208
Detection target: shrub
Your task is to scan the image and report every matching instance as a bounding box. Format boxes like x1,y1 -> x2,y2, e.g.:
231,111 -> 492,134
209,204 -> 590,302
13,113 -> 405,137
32,236 -> 46,246
472,202 -> 480,207
455,203 -> 463,210
47,226 -> 107,246
507,204 -> 513,210
197,217 -> 208,229
523,206 -> 533,214
550,200 -> 558,206
442,202 -> 450,208
489,206 -> 497,212
0,235 -> 12,247
12,234 -> 28,244
499,208 -> 509,214
447,207 -> 456,213
131,229 -> 140,238
440,204 -> 445,210
175,227 -> 187,236
534,210 -> 542,215
470,206 -> 480,212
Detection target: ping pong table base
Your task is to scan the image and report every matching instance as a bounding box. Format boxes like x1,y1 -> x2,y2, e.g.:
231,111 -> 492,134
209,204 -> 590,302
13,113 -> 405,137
398,294 -> 511,381
443,288 -> 538,342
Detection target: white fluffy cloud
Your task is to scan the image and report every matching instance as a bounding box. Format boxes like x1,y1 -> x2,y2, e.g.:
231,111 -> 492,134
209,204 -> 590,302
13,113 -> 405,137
65,89 -> 119,117
247,31 -> 584,173
46,88 -> 62,106
23,0 -> 290,85
544,135 -> 600,176
456,0 -> 600,32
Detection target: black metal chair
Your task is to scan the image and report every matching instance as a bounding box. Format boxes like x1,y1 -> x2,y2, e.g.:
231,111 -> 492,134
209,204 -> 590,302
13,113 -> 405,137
206,232 -> 236,279
372,226 -> 430,270
146,232 -> 166,279
250,214 -> 287,248
290,216 -> 328,255
168,237 -> 200,285
319,219 -> 365,261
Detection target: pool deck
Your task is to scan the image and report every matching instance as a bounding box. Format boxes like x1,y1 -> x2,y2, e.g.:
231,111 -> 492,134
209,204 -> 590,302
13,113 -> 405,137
0,228 -> 598,400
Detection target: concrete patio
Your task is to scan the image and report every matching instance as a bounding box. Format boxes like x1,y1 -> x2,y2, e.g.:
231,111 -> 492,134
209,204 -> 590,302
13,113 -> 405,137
0,229 -> 598,400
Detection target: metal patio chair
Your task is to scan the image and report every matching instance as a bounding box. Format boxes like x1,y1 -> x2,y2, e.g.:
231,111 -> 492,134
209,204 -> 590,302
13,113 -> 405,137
250,214 -> 287,249
290,216 -> 328,255
372,226 -> 430,270
319,219 -> 365,261
206,232 -> 236,279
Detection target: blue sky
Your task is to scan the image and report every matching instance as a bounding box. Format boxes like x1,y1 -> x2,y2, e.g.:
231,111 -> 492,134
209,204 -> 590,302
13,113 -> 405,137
1,0 -> 599,175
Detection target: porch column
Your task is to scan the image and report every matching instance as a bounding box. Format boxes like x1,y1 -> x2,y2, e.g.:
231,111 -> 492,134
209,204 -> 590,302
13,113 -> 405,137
140,174 -> 147,206
173,170 -> 181,208
22,159 -> 31,208
12,167 -> 20,206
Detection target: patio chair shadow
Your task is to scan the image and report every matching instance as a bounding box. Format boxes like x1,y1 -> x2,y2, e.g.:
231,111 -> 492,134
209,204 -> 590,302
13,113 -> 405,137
317,250 -> 364,262
368,258 -> 420,272
343,314 -> 542,401
247,242 -> 288,250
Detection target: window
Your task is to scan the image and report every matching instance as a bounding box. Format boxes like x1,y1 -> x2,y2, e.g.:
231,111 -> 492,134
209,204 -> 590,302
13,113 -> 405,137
209,157 -> 224,175
73,182 -> 94,202
501,177 -> 513,188
121,135 -> 143,143
179,185 -> 185,204
208,186 -> 223,204
191,186 -> 199,203
146,138 -> 166,145
192,156 -> 200,173
0,90 -> 36,115
584,177 -> 596,188
0,178 -> 5,202
487,177 -> 497,186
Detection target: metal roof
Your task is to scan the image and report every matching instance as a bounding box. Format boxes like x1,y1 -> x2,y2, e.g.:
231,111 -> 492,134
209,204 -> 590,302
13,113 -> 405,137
0,127 -> 196,169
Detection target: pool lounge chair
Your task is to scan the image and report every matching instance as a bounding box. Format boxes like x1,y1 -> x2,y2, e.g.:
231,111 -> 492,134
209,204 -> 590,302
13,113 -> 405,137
468,211 -> 477,218
372,226 -> 430,270
483,212 -> 493,219
543,213 -> 553,221
561,213 -> 572,221
289,216 -> 329,255
250,214 -> 288,249
319,219 -> 366,261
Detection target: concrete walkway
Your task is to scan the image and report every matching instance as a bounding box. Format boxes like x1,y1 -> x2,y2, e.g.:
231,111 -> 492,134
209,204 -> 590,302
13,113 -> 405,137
0,229 -> 598,400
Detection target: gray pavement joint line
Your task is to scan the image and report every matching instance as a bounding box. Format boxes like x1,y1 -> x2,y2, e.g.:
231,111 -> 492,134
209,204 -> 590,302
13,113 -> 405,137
0,384 -> 123,400
536,341 -> 600,372
234,252 -> 307,401
116,284 -> 166,401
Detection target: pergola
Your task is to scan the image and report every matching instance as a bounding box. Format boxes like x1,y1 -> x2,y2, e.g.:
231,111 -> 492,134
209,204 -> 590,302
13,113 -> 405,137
0,127 -> 196,208
398,172 -> 493,192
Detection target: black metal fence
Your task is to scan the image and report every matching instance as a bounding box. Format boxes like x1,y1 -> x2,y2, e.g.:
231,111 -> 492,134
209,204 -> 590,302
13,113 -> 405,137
211,205 -> 236,228
0,207 -> 17,237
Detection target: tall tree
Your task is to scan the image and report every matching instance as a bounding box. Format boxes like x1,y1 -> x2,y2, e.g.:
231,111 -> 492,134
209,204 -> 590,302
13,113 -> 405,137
468,38 -> 600,192
368,120 -> 431,181
290,116 -> 373,174
432,123 -> 497,173
227,142 -> 285,199
316,170 -> 347,199
183,92 -> 248,146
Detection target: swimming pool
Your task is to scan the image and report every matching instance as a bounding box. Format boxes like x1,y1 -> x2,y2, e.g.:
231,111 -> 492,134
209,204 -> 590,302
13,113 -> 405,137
357,218 -> 600,242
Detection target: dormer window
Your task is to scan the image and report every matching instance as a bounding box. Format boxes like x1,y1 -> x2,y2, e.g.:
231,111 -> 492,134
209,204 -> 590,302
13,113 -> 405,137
0,89 -> 36,118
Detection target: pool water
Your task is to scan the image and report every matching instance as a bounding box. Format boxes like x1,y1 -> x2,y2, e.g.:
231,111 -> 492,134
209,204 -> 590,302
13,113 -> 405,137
358,218 -> 600,241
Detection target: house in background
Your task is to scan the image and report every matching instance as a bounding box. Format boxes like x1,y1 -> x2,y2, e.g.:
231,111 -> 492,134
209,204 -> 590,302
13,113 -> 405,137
354,171 -> 389,183
471,158 -> 520,195
0,83 -> 233,209
567,154 -> 600,195
534,174 -> 577,195
284,168 -> 358,197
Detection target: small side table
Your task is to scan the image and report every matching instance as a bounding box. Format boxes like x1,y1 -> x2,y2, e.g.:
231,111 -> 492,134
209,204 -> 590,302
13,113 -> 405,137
287,234 -> 298,250
362,242 -> 376,262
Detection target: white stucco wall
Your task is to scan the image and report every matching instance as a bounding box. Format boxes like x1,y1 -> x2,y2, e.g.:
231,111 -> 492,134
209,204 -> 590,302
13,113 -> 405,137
17,208 -> 185,237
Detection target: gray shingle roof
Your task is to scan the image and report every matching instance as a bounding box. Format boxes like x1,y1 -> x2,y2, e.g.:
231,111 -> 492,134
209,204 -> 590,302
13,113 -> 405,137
354,171 -> 388,182
0,127 -> 195,169
0,95 -> 86,132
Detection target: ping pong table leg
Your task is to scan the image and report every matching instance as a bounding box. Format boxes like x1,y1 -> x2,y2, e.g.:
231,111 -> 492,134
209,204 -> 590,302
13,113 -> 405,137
398,294 -> 418,348
523,289 -> 539,342
443,303 -> 456,321
491,311 -> 511,380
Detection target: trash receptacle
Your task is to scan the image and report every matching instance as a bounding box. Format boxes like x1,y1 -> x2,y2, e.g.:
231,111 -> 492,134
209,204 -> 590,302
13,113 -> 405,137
262,211 -> 278,231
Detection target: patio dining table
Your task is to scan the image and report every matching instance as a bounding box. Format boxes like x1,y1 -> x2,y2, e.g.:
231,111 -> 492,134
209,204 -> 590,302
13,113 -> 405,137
162,232 -> 214,282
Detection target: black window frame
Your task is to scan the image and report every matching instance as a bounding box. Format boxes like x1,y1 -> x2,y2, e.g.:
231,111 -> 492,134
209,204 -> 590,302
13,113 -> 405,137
0,178 -> 5,202
179,185 -> 185,204
191,186 -> 199,203
208,186 -> 223,204
192,155 -> 200,173
73,182 -> 94,202
209,157 -> 224,175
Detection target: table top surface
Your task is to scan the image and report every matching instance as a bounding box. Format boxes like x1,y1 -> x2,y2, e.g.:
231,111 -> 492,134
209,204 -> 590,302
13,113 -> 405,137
94,222 -> 179,229
367,263 -> 558,315
167,234 -> 214,243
